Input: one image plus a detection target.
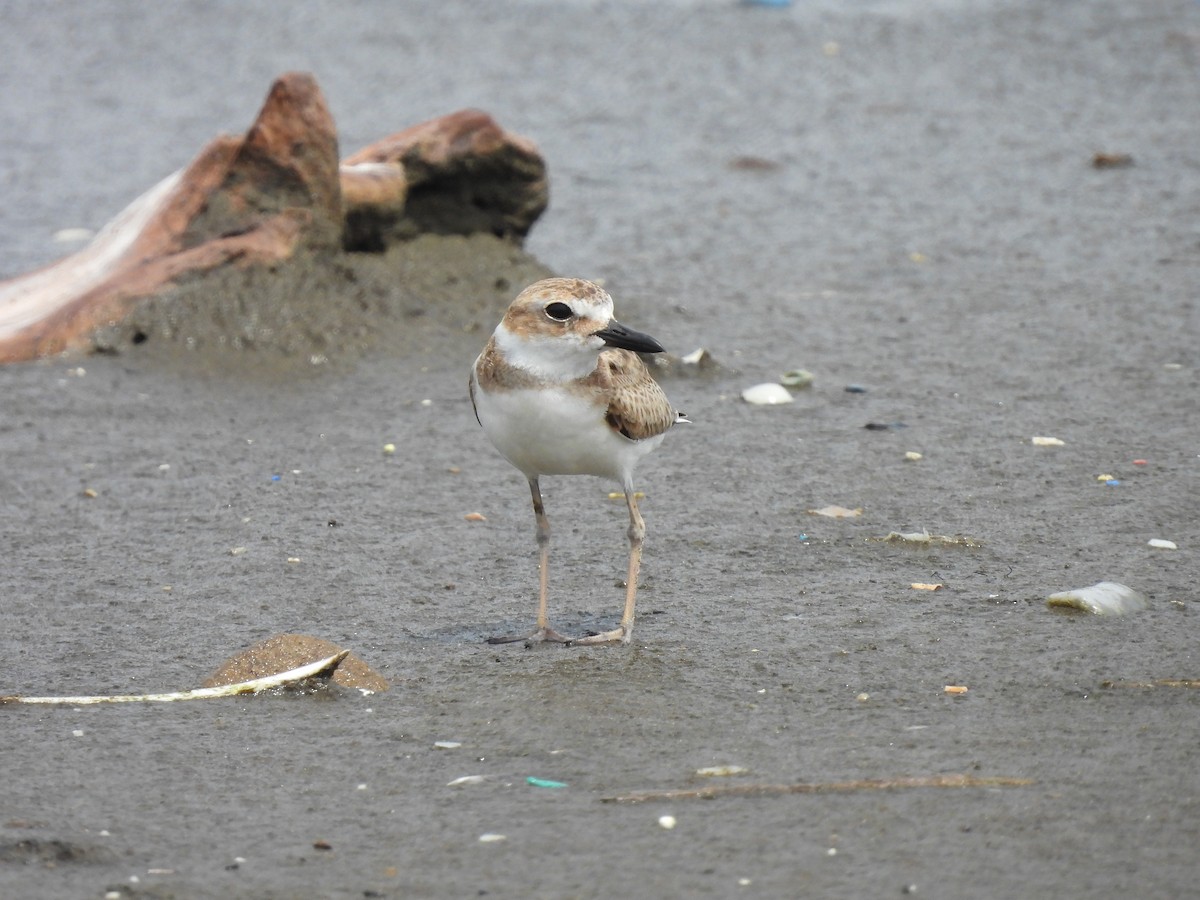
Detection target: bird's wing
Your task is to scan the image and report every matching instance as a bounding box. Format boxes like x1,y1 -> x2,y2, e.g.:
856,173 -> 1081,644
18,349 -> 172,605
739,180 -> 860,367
598,349 -> 676,441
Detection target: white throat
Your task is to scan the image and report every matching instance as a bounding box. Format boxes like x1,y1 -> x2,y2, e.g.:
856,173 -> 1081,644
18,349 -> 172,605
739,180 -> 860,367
494,323 -> 603,382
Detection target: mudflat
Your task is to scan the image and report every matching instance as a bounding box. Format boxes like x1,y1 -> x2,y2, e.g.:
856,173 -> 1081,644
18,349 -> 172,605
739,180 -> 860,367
1,2 -> 1197,898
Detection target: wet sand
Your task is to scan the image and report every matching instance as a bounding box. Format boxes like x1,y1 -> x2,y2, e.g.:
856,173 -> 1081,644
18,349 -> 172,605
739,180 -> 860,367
2,2 -> 1199,898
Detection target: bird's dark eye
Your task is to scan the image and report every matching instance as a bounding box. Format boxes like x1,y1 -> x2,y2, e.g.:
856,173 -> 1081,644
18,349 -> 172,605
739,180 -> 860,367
545,302 -> 573,321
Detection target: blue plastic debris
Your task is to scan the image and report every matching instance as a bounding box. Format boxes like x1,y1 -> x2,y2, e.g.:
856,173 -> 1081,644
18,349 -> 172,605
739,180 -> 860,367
526,776 -> 568,789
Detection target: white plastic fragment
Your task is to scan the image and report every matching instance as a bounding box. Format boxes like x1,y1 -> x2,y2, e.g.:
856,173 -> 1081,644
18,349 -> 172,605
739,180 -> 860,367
478,833 -> 506,843
1148,539 -> 1178,550
434,740 -> 462,749
658,815 -> 677,830
1046,581 -> 1148,616
741,383 -> 794,405
1031,436 -> 1065,446
447,775 -> 486,786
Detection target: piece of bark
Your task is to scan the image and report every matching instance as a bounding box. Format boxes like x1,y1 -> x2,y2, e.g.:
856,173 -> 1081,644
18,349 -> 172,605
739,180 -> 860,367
341,108 -> 548,249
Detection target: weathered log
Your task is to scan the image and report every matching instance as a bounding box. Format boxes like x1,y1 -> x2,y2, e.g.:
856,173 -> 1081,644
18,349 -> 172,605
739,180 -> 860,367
0,72 -> 548,363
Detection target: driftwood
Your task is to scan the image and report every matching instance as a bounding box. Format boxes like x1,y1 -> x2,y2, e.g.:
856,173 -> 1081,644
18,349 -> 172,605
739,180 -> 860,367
601,773 -> 1034,804
0,72 -> 548,363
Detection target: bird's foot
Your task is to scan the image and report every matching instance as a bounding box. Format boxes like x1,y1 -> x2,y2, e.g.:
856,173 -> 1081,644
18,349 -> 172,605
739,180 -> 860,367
486,626 -> 574,645
570,625 -> 632,646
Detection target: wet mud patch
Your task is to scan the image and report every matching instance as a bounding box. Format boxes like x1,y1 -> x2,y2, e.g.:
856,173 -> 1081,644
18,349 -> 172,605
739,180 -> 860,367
0,837 -> 115,867
91,233 -> 555,379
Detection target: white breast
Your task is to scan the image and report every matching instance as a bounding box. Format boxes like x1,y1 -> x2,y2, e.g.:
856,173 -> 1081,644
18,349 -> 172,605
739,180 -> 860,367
475,385 -> 664,483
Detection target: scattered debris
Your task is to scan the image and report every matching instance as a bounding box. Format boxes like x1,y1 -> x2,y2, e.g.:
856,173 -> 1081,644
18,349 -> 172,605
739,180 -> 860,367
1,652 -> 350,705
872,530 -> 983,548
1102,679 -> 1200,690
809,505 -> 863,518
1092,152 -> 1133,169
728,155 -> 782,172
780,369 -> 814,388
601,773 -> 1032,804
742,383 -> 793,405
696,765 -> 749,778
1046,581 -> 1148,616
526,776 -> 568,789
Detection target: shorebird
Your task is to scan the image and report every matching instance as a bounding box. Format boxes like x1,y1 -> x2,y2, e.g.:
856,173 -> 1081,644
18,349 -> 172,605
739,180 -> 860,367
469,277 -> 684,645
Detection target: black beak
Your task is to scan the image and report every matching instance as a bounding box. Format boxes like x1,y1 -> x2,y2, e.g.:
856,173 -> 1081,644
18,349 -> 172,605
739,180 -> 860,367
593,320 -> 665,354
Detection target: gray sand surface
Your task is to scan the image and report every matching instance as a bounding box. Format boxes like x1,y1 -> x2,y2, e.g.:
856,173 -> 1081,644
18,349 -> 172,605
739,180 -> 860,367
2,2 -> 1198,898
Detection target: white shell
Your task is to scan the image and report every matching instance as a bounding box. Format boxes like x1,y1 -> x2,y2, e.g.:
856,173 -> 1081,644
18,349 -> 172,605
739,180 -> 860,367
741,383 -> 794,405
1046,581 -> 1148,616
1148,539 -> 1178,550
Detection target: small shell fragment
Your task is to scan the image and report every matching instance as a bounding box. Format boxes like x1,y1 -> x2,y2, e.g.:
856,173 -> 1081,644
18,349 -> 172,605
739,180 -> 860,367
434,740 -> 462,749
696,765 -> 748,777
447,775 -> 485,786
478,833 -> 506,843
1147,539 -> 1178,550
911,583 -> 943,591
1046,581 -> 1148,616
944,685 -> 969,695
809,505 -> 862,518
904,451 -> 923,461
780,369 -> 814,388
1031,436 -> 1065,446
741,383 -> 794,405
463,512 -> 487,522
